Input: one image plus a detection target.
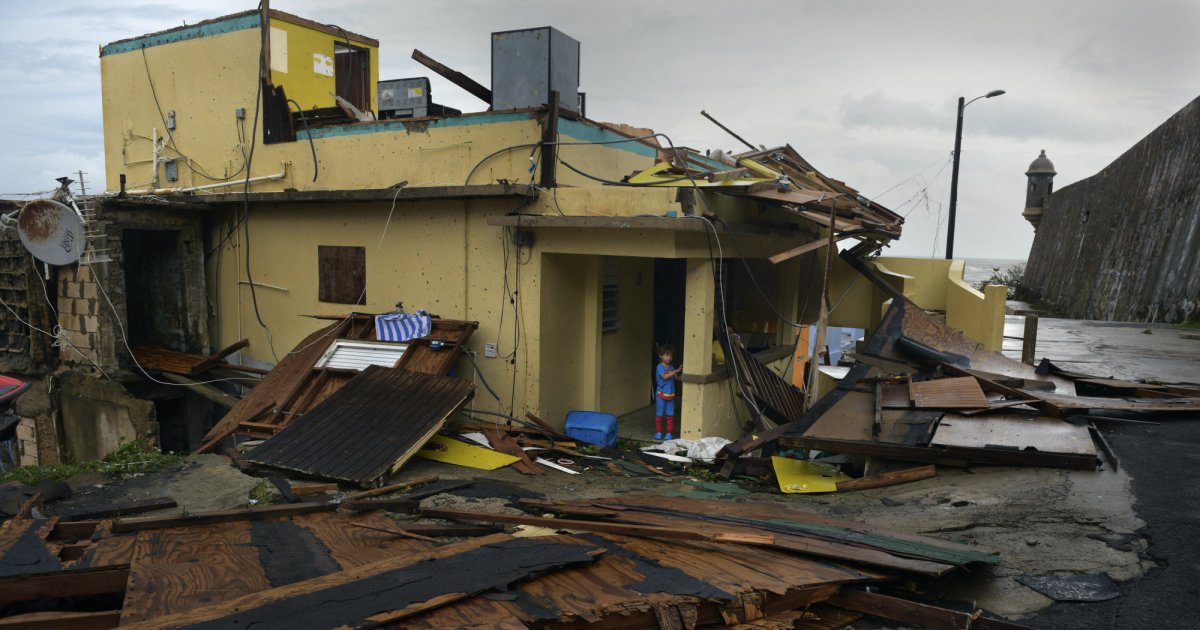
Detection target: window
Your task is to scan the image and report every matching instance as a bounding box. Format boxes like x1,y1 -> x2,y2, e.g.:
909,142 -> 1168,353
1030,182 -> 1036,192
318,245 -> 366,304
602,257 -> 619,334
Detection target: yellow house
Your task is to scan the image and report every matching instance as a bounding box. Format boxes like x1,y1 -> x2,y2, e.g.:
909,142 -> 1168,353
78,7 -> 932,449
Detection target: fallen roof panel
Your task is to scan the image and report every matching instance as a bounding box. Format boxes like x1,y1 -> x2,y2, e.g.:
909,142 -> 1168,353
244,366 -> 474,485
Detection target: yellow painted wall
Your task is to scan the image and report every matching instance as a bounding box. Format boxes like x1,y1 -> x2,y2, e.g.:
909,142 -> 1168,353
269,18 -> 379,112
599,257 -> 654,416
873,257 -> 952,311
101,27 -> 263,192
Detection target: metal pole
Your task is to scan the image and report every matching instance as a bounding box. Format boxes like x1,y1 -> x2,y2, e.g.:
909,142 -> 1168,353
945,96 -> 965,260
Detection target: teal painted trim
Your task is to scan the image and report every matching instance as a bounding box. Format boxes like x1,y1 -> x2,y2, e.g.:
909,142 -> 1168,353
686,153 -> 734,171
558,118 -> 658,158
298,111 -> 535,140
101,13 -> 261,57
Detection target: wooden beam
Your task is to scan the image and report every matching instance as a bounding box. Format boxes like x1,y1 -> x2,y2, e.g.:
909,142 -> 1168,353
194,338 -> 250,374
339,498 -> 419,512
155,371 -> 241,408
341,475 -> 439,501
539,90 -> 559,188
421,508 -> 775,546
0,610 -> 121,630
830,589 -> 1033,630
58,497 -> 177,521
0,566 -> 129,605
112,502 -> 335,533
411,49 -> 492,105
769,237 -> 836,264
836,465 -> 937,492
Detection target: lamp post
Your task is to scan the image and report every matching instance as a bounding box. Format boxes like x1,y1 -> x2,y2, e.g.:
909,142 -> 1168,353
945,89 -> 1005,260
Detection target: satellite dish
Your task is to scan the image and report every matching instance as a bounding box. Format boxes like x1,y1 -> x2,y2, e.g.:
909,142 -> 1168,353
17,199 -> 84,266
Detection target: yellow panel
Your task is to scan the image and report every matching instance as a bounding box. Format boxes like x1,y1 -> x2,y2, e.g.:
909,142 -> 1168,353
772,457 -> 851,493
416,434 -> 520,470
269,17 -> 378,111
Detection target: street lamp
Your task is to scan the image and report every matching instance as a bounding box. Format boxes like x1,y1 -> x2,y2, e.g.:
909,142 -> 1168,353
945,89 -> 1005,260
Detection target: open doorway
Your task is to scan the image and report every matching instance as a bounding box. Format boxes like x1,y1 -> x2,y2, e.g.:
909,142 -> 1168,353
122,229 -> 186,351
335,42 -> 370,112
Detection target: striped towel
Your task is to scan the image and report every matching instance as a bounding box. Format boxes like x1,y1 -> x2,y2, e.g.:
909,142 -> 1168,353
375,310 -> 431,342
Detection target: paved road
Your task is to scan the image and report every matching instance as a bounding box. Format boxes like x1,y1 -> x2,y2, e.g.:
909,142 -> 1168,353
1025,416 -> 1200,628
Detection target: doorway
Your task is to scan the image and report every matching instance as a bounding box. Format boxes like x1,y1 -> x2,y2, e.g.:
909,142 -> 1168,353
122,229 -> 186,351
652,258 -> 686,398
335,42 -> 370,112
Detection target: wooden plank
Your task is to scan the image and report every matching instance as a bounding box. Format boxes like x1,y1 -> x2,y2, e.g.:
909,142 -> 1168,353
830,589 -> 1033,630
484,428 -> 546,474
341,475 -> 438,501
339,498 -> 419,512
155,372 -> 242,408
293,512 -> 432,570
422,508 -> 775,546
0,565 -> 129,605
836,465 -> 937,492
116,535 -> 597,630
412,49 -> 492,105
290,482 -> 337,496
58,497 -> 177,522
120,523 -> 271,624
112,502 -> 335,533
0,610 -> 121,630
931,413 -> 1095,456
197,318 -> 354,453
909,377 -> 989,409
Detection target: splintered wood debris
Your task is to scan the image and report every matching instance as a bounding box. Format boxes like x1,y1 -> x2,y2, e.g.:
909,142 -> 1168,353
0,488 -> 1031,629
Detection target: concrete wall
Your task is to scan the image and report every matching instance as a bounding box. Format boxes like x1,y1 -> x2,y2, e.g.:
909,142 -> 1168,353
1024,95 -> 1200,323
59,373 -> 156,463
599,257 -> 654,416
100,14 -> 655,195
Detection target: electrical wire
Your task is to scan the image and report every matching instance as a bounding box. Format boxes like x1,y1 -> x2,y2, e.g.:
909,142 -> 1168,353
240,9 -> 279,363
283,183 -> 408,357
140,46 -> 245,183
0,291 -> 111,379
463,133 -> 711,186
287,99 -> 319,182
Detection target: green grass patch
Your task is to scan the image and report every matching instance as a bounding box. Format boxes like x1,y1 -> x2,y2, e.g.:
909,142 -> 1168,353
0,439 -> 183,486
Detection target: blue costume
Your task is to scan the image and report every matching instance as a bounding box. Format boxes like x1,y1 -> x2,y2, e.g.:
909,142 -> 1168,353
655,363 -> 676,417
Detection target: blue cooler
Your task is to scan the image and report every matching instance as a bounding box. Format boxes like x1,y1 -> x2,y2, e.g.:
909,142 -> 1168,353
564,410 -> 618,447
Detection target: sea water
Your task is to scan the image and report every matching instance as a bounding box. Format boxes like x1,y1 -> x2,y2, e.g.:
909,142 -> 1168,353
962,258 -> 1025,287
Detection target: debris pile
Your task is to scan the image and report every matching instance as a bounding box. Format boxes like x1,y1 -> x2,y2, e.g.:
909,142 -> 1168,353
0,477 -> 1036,629
718,250 -> 1200,479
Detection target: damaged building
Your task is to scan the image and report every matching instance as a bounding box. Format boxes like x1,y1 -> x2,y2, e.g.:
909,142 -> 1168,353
0,7 -> 1009,466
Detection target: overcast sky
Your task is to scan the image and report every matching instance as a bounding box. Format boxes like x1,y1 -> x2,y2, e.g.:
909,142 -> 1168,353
1,1 -> 1197,259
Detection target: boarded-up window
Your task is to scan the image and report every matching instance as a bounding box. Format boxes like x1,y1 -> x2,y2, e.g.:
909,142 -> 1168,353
602,257 -> 619,334
318,245 -> 366,304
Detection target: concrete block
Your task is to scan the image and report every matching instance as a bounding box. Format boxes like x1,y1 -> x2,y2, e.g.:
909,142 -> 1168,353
20,452 -> 38,467
63,282 -> 81,299
13,381 -> 49,416
57,296 -> 74,315
75,298 -> 93,316
15,419 -> 35,441
82,283 -> 97,300
60,313 -> 80,332
83,315 -> 99,333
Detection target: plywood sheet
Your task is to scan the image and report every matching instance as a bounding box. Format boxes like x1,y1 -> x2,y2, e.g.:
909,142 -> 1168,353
909,377 -> 989,409
931,413 -> 1095,455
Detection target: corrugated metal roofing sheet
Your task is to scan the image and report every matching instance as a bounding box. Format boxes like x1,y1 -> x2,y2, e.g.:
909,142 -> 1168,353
244,366 -> 475,486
